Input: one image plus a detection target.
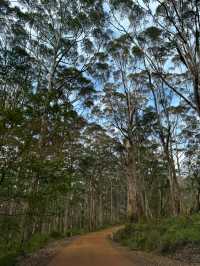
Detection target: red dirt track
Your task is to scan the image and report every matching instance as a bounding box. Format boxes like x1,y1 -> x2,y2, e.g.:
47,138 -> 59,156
48,227 -> 191,266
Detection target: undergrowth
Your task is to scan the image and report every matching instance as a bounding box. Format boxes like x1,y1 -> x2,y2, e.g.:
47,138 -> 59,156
0,224 -> 116,266
114,214 -> 200,254
0,227 -> 88,266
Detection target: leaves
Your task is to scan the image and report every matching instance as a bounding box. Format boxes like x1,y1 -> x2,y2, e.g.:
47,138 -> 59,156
132,46 -> 144,58
144,26 -> 162,41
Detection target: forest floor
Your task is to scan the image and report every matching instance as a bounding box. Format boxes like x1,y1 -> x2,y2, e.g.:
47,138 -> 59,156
18,227 -> 199,266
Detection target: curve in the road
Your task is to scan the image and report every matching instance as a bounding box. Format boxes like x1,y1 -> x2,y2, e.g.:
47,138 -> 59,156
48,227 -> 188,266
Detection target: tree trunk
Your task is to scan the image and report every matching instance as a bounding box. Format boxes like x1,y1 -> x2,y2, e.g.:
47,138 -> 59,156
165,147 -> 181,216
126,143 -> 144,221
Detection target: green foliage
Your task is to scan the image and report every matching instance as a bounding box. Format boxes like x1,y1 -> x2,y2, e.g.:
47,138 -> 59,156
114,215 -> 200,253
144,26 -> 162,40
24,234 -> 50,253
0,253 -> 18,266
49,231 -> 64,239
0,228 -> 89,265
65,228 -> 88,237
131,46 -> 143,57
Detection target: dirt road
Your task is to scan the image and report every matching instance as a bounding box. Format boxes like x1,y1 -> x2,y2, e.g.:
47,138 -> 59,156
47,227 -> 192,266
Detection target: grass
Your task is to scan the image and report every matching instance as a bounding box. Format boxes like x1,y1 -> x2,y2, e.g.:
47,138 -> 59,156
23,233 -> 51,253
113,214 -> 200,254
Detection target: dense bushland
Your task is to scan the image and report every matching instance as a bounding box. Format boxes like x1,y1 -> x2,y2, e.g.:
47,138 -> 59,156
114,215 -> 200,255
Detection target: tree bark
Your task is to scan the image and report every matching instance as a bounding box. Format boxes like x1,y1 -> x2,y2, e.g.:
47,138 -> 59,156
126,143 -> 144,221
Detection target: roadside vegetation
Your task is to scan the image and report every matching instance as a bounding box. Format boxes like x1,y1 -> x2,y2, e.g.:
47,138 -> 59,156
0,228 -> 85,266
0,224 -> 117,266
114,214 -> 200,261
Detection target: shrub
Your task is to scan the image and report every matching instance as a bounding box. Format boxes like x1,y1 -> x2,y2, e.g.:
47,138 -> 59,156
24,234 -> 50,253
0,253 -> 18,266
50,231 -> 64,239
114,214 -> 200,254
